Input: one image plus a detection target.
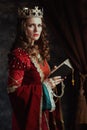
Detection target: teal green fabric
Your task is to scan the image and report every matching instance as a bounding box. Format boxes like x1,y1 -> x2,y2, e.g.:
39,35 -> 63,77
42,83 -> 52,111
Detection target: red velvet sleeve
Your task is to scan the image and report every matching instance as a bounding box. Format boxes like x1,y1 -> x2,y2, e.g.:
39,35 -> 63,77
8,48 -> 32,108
8,48 -> 42,129
8,48 -> 30,87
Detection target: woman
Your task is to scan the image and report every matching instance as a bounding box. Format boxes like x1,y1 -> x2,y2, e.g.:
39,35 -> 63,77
7,5 -> 64,130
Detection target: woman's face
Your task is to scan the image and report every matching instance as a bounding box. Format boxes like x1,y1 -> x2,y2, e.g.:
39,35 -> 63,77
25,17 -> 42,43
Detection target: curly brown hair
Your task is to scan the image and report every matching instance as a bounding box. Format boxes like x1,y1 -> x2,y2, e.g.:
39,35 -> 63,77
11,17 -> 50,61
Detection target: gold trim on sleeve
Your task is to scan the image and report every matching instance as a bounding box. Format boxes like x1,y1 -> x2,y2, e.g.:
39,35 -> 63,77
8,75 -> 23,87
7,85 -> 20,93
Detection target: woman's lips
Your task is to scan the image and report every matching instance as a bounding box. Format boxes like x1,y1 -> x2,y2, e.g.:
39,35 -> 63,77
33,34 -> 39,37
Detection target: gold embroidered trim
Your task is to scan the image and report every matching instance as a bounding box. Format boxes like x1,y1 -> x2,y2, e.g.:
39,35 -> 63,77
44,112 -> 50,130
7,85 -> 20,93
30,56 -> 44,82
52,113 -> 57,129
39,92 -> 43,130
8,75 -> 23,87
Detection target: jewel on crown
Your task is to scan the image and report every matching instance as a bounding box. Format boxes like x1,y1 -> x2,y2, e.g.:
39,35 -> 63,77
18,6 -> 43,18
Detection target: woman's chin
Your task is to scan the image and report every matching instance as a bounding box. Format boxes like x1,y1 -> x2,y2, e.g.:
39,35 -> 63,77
33,37 -> 40,41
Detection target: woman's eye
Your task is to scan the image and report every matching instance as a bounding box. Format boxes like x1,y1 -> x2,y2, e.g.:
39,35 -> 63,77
38,24 -> 42,27
27,24 -> 34,27
27,24 -> 42,28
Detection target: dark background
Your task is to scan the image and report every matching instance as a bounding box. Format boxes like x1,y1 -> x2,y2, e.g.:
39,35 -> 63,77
0,0 -> 87,130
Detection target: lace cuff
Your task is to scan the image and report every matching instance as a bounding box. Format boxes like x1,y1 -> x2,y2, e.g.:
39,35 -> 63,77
42,81 -> 56,112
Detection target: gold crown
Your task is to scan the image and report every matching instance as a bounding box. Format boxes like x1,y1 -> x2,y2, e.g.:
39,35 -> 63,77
18,6 -> 43,18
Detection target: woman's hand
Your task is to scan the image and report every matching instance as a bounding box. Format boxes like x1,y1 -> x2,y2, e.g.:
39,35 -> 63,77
44,76 -> 64,89
49,76 -> 64,89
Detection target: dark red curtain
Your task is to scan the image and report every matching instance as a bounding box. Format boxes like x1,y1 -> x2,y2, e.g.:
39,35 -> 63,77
39,0 -> 87,129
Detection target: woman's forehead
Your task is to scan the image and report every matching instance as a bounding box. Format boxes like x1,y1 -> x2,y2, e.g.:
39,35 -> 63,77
26,17 -> 42,24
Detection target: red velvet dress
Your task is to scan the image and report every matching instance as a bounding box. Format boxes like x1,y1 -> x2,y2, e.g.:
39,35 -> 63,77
7,48 -> 62,130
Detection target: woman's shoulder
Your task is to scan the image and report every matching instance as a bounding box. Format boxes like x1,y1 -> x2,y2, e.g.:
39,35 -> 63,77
8,48 -> 31,68
12,48 -> 28,57
9,47 -> 30,59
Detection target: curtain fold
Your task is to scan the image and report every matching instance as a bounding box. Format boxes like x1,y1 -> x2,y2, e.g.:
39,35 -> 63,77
40,0 -> 87,129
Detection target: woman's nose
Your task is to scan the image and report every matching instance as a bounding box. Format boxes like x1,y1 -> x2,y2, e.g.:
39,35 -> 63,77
34,25 -> 38,32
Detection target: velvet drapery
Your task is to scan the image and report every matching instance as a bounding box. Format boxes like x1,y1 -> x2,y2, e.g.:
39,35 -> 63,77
39,0 -> 87,129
